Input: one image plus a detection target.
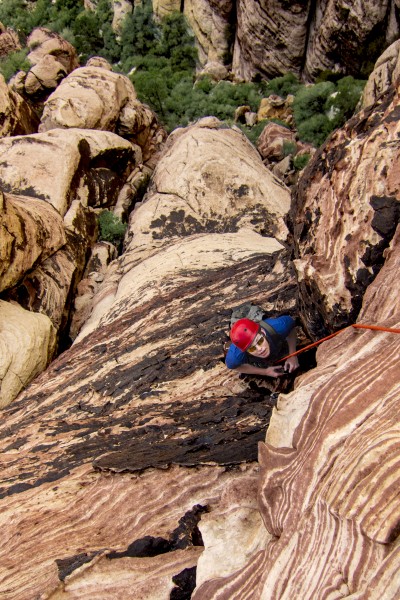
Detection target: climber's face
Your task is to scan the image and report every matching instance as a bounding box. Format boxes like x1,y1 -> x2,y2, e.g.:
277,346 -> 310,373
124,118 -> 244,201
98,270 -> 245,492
247,330 -> 270,358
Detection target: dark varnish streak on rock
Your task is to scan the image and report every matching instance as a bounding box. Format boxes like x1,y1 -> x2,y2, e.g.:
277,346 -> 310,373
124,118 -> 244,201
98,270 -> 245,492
0,251 -> 298,497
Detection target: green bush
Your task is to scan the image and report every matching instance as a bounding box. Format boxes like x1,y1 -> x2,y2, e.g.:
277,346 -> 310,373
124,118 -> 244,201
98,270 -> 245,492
282,140 -> 297,156
0,48 -> 30,82
292,77 -> 365,146
293,153 -> 311,171
261,72 -> 301,98
98,210 -> 127,247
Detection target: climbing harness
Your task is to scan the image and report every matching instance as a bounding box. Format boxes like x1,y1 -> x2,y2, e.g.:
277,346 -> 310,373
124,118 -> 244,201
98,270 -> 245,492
275,323 -> 400,365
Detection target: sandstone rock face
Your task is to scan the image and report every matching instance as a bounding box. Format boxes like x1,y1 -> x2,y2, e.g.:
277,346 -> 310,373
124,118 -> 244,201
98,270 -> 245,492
0,129 -> 140,405
0,129 -> 138,216
232,0 -> 310,81
0,299 -> 56,408
26,27 -> 79,73
192,225 -> 400,598
361,38 -> 400,108
0,117 -> 298,596
184,0 -> 234,67
303,1 -> 396,81
291,81 -> 400,337
75,117 -> 292,340
0,22 -> 21,58
0,74 -> 39,137
0,191 -> 66,293
39,64 -> 166,163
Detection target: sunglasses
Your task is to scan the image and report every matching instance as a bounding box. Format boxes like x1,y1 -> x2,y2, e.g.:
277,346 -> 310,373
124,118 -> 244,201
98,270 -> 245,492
247,333 -> 266,353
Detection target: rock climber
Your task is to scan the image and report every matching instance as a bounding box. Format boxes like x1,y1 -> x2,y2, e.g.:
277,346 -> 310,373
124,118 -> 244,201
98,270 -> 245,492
225,315 -> 299,378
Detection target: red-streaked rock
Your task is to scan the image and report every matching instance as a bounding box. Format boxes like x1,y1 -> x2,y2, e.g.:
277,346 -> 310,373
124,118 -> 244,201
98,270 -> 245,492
0,461 -> 257,600
291,82 -> 400,337
191,229 -> 400,600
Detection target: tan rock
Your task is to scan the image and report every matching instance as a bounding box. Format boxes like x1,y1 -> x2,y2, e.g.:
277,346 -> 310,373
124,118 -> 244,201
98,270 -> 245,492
111,0 -> 133,31
0,74 -> 39,137
24,54 -> 67,96
197,61 -> 229,82
361,39 -> 400,108
152,0 -> 181,18
27,27 -> 79,72
123,118 -> 290,263
0,191 -> 66,293
69,241 -> 118,340
39,65 -> 166,163
0,22 -> 21,58
3,205 -> 97,330
257,94 -> 294,124
86,56 -> 113,70
0,299 -> 56,408
0,129 -> 139,216
184,0 -> 234,66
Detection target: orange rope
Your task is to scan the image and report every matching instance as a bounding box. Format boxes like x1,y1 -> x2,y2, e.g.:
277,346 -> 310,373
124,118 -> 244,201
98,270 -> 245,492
275,323 -> 400,364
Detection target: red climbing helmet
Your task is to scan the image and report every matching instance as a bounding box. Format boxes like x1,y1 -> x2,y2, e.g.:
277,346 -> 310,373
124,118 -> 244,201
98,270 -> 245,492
230,318 -> 260,352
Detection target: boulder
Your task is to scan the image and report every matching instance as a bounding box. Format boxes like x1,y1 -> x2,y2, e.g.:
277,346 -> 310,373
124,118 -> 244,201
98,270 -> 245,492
257,122 -> 297,163
39,64 -> 166,163
26,27 -> 79,73
0,74 -> 39,137
361,38 -> 400,108
257,94 -> 294,125
0,129 -> 139,216
0,191 -> 66,294
23,54 -> 68,97
0,22 -> 21,58
291,81 -> 400,337
0,299 -> 56,408
109,117 -> 290,274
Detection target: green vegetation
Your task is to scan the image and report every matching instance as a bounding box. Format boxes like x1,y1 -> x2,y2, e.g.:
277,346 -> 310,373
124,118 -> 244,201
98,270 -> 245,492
293,153 -> 311,171
0,48 -> 30,82
0,0 -> 367,148
98,210 -> 127,247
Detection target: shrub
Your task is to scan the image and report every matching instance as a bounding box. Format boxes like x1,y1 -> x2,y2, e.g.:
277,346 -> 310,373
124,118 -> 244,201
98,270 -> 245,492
261,72 -> 301,98
293,153 -> 311,171
296,113 -> 334,146
235,120 -> 268,145
282,140 -> 297,156
0,48 -> 30,82
98,210 -> 127,247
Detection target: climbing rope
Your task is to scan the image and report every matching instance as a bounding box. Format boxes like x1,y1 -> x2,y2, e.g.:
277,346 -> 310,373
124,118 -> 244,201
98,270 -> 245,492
276,323 -> 400,364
